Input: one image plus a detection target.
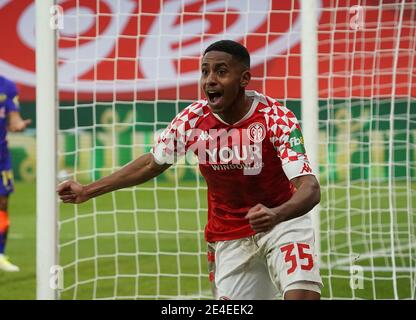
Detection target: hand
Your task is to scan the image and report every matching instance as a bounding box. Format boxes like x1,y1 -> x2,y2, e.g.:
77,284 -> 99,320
245,203 -> 280,233
57,180 -> 89,204
9,118 -> 31,132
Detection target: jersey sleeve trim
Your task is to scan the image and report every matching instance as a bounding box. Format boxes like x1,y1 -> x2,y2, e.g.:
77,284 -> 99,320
152,144 -> 169,165
282,159 -> 315,181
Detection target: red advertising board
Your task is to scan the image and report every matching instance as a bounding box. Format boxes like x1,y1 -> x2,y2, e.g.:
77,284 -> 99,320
0,0 -> 414,101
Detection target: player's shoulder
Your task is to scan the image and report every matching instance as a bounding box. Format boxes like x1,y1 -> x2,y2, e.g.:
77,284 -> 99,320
0,76 -> 17,95
256,92 -> 295,118
255,92 -> 300,137
173,99 -> 210,124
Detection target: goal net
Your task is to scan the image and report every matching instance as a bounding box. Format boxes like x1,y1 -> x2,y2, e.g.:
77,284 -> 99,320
317,0 -> 416,299
52,0 -> 415,299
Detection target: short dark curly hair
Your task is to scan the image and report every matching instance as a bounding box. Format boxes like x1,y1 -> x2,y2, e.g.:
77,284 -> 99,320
203,40 -> 250,69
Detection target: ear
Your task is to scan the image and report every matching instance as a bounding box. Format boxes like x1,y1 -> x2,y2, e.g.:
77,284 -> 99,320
240,70 -> 251,88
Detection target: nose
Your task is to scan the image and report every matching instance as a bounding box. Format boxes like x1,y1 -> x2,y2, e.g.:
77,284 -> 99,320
206,71 -> 217,86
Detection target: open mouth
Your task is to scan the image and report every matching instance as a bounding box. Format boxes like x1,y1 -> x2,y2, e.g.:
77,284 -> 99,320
207,91 -> 223,105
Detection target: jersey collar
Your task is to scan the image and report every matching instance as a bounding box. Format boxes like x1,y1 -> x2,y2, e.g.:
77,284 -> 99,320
211,90 -> 260,126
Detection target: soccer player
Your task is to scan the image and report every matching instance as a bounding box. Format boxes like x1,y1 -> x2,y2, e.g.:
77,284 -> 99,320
57,40 -> 323,299
0,75 -> 31,272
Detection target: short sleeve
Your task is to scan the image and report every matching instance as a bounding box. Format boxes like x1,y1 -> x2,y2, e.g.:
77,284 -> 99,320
152,102 -> 205,165
5,79 -> 20,112
268,106 -> 314,180
152,115 -> 186,165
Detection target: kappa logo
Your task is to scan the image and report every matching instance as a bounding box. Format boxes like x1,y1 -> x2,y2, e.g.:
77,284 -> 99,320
300,163 -> 313,174
247,122 -> 266,143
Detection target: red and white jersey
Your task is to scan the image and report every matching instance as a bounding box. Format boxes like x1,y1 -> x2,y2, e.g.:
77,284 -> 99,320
152,91 -> 314,242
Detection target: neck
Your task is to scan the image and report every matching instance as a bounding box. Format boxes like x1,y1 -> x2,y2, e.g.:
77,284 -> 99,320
218,91 -> 252,125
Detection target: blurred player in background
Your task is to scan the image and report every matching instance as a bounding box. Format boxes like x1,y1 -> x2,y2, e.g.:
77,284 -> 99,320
0,75 -> 31,272
57,40 -> 322,299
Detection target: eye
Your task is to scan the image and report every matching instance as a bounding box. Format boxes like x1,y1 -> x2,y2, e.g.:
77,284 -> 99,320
217,68 -> 228,77
217,69 -> 227,76
201,69 -> 208,76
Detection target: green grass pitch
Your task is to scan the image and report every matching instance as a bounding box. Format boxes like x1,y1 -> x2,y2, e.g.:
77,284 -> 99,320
0,179 -> 414,299
0,182 -> 36,299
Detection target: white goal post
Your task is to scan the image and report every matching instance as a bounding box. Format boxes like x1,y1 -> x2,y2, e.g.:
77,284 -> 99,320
35,0 -> 58,300
36,0 -> 415,300
300,0 -> 320,261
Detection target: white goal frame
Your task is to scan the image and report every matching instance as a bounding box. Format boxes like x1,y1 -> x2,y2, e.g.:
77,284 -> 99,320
36,0 -> 58,300
36,0 -> 416,300
35,0 -> 321,300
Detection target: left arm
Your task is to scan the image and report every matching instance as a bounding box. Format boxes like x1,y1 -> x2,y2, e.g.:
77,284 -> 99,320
8,111 -> 31,132
245,174 -> 320,233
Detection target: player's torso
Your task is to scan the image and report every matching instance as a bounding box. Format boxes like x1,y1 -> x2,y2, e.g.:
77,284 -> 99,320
186,94 -> 293,211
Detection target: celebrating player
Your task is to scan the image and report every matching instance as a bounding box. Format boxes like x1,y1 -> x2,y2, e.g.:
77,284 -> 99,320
0,75 -> 31,272
57,40 -> 322,299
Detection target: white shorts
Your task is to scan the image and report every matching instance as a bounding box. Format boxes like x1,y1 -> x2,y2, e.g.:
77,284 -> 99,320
207,213 -> 323,300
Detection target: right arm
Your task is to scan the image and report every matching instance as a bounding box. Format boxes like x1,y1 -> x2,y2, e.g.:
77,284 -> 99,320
57,153 -> 170,204
58,101 -> 199,204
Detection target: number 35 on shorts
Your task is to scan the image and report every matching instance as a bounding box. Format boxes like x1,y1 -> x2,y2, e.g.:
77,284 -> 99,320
280,243 -> 314,275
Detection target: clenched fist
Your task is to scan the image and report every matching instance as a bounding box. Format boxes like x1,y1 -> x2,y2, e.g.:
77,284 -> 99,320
245,203 -> 280,233
57,180 -> 89,204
